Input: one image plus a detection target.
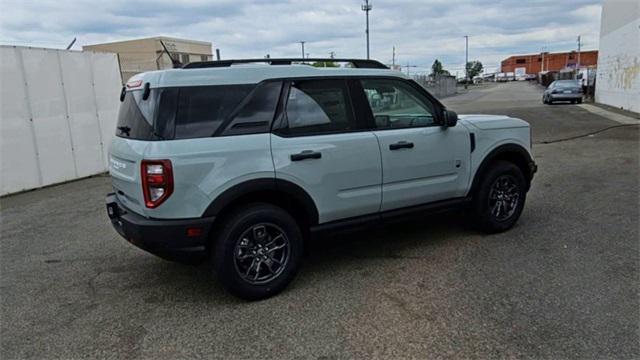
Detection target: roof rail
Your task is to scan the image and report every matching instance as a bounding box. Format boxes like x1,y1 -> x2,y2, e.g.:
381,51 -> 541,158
182,58 -> 389,69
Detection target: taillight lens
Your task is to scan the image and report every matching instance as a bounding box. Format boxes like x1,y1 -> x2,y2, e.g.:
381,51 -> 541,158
141,160 -> 173,208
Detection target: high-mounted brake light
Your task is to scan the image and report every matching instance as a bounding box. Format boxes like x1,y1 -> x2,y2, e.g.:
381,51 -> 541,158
141,160 -> 173,208
126,79 -> 143,89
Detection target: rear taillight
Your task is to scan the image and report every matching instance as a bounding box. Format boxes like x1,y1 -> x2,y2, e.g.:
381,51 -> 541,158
141,160 -> 173,208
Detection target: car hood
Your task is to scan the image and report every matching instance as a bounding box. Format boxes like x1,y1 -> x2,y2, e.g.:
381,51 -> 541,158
458,114 -> 529,130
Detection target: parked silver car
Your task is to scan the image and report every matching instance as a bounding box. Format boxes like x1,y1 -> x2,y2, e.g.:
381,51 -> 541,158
543,80 -> 583,104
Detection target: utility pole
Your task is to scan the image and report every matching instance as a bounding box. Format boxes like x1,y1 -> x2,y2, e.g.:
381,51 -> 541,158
405,63 -> 416,76
540,46 -> 545,72
392,46 -> 396,68
299,41 -> 306,59
362,0 -> 372,59
577,35 -> 582,69
464,35 -> 469,89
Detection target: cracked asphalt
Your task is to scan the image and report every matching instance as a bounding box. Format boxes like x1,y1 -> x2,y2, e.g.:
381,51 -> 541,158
1,81 -> 638,359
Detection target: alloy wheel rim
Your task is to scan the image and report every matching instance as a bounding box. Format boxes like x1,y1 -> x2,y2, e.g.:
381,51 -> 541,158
233,223 -> 290,284
488,175 -> 520,221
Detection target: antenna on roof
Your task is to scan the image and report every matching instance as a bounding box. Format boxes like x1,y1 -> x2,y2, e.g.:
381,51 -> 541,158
159,40 -> 182,68
65,37 -> 76,50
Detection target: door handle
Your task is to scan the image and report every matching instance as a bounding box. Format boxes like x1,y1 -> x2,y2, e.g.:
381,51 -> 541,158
389,141 -> 414,150
290,150 -> 322,161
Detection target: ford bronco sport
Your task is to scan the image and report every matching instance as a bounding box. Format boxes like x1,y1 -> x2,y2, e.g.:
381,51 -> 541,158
106,58 -> 536,300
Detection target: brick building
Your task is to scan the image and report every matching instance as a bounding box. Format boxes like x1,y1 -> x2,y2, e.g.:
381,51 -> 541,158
501,50 -> 598,74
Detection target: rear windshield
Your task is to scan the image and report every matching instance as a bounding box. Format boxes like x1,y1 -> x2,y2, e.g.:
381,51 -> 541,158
116,82 -> 280,140
555,81 -> 579,89
116,90 -> 161,140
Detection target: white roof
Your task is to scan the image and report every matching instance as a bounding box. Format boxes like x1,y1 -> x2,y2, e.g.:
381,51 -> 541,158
128,64 -> 408,89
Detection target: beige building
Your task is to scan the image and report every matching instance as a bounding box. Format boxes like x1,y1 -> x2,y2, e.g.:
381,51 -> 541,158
83,36 -> 213,83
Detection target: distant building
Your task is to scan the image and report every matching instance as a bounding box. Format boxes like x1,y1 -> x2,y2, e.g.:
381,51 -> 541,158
500,50 -> 598,74
595,0 -> 639,113
83,36 -> 213,83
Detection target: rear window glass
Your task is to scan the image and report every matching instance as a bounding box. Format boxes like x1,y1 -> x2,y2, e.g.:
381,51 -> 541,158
116,90 -> 160,140
174,85 -> 254,139
555,81 -> 579,88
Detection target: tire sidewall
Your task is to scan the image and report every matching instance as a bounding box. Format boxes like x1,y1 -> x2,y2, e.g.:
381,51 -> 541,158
473,161 -> 527,233
213,203 -> 303,300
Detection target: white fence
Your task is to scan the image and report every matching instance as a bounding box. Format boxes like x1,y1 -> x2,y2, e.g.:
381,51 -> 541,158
1,46 -> 122,196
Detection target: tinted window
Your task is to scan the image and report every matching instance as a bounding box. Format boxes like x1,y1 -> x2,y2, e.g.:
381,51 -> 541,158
283,79 -> 355,135
220,81 -> 282,136
174,85 -> 254,139
116,90 -> 160,140
555,80 -> 579,89
361,79 -> 436,129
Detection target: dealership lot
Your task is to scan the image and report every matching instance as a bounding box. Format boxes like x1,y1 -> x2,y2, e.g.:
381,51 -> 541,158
1,81 -> 638,358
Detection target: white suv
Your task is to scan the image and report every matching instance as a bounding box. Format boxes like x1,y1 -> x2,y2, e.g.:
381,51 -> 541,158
106,58 -> 537,300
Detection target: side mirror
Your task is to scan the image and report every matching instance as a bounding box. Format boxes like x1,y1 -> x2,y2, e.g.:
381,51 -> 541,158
443,110 -> 458,127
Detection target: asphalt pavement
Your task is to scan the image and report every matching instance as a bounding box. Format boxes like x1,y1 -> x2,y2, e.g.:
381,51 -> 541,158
1,81 -> 638,359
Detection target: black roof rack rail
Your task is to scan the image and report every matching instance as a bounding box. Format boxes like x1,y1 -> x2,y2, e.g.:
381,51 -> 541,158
182,58 -> 389,69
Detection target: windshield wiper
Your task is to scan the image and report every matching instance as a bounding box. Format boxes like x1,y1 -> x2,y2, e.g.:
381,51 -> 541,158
117,126 -> 131,136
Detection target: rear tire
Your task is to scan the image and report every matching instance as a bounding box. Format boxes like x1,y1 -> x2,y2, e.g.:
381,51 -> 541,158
212,203 -> 303,300
472,161 -> 527,233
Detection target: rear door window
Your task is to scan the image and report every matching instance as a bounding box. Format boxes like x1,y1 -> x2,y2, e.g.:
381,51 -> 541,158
174,85 -> 254,139
281,79 -> 357,136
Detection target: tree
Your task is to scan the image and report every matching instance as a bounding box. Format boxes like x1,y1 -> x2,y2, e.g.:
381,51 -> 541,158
311,61 -> 338,68
466,60 -> 484,79
431,59 -> 450,76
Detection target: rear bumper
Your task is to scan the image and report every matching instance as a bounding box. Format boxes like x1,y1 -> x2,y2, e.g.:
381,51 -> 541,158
106,193 -> 213,262
549,93 -> 582,100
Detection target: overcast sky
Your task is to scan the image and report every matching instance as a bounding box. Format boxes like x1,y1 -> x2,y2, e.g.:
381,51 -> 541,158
1,0 -> 602,74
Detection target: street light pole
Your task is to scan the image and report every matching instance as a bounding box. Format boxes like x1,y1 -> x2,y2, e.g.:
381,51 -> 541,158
464,35 -> 469,89
299,41 -> 306,59
362,0 -> 372,59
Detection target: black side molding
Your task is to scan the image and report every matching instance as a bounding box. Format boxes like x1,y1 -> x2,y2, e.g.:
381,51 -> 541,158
470,133 -> 476,153
310,197 -> 471,234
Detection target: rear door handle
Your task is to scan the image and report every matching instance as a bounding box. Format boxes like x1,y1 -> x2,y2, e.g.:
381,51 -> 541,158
389,141 -> 414,150
290,150 -> 322,161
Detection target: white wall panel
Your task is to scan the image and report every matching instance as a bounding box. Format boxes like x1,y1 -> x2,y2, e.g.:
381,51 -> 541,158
0,46 -> 122,195
59,51 -> 104,177
90,52 -> 122,168
0,47 -> 41,194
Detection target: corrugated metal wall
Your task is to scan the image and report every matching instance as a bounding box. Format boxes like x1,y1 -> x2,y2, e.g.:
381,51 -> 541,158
0,46 -> 122,196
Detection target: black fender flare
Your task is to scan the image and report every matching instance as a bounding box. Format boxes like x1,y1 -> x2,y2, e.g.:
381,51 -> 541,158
202,178 -> 319,225
469,144 -> 535,195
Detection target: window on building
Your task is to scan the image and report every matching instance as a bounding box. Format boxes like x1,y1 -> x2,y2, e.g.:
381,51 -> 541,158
200,55 -> 209,61
538,57 -> 542,62
516,59 -> 526,64
180,53 -> 190,64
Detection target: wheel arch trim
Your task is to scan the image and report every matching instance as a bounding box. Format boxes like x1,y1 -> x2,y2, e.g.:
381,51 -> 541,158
202,178 -> 319,225
468,143 -> 535,195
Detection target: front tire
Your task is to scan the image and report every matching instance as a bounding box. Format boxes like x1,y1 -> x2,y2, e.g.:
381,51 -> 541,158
472,161 -> 527,233
212,203 -> 303,300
